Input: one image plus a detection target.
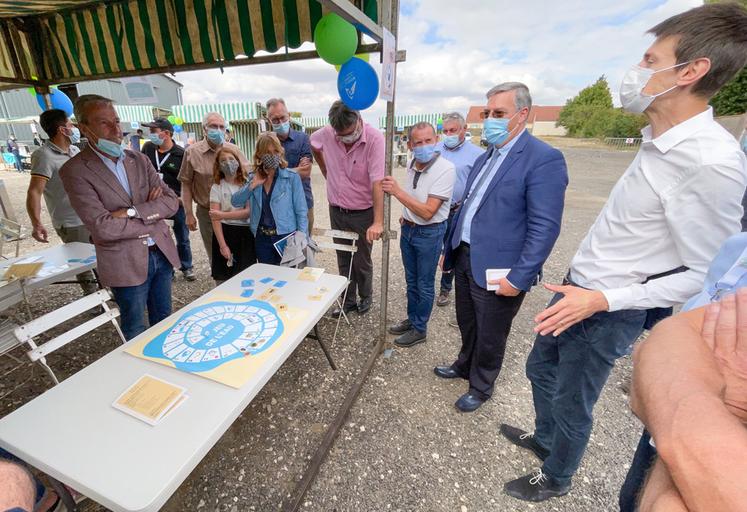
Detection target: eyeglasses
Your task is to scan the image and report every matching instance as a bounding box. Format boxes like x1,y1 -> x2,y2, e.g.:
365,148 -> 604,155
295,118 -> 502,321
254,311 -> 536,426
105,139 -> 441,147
479,109 -> 511,120
269,115 -> 289,124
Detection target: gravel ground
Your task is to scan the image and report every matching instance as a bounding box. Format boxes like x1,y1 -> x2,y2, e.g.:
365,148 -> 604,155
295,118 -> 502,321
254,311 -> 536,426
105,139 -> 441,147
0,143 -> 641,512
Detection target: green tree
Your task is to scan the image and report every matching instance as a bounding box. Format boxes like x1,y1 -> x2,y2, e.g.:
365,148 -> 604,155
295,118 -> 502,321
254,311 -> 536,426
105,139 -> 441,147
705,0 -> 747,115
558,76 -> 645,138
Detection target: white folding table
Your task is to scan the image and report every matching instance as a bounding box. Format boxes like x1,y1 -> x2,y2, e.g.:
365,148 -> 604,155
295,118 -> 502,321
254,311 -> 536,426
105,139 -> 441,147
0,263 -> 346,512
0,242 -> 97,312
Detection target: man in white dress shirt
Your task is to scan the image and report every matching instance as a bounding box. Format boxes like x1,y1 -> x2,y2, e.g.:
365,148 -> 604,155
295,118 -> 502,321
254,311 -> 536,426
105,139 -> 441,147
500,2 -> 747,503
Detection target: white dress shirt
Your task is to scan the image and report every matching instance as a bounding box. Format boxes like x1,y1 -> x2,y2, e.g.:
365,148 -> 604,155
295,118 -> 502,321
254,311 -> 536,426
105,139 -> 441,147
569,107 -> 747,312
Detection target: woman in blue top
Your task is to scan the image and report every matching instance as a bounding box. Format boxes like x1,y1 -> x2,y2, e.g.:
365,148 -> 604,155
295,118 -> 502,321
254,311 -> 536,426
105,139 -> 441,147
232,132 -> 308,265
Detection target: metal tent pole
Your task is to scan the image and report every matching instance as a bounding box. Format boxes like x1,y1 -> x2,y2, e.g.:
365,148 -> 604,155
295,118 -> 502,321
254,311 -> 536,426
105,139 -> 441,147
282,0 -> 401,510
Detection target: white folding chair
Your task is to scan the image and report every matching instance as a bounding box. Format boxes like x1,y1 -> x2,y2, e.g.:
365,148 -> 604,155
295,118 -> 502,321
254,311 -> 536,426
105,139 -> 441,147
10,289 -> 126,385
311,227 -> 359,345
0,217 -> 25,258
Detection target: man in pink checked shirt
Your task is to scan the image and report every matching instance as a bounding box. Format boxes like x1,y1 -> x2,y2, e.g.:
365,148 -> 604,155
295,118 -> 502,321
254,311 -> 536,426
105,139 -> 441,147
311,100 -> 384,318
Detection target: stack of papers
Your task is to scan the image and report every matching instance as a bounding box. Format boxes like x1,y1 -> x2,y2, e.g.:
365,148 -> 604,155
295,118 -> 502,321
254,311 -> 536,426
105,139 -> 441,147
112,375 -> 188,426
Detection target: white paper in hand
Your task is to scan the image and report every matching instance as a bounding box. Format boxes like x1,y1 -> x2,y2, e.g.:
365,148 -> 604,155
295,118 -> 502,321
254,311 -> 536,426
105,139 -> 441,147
486,268 -> 511,291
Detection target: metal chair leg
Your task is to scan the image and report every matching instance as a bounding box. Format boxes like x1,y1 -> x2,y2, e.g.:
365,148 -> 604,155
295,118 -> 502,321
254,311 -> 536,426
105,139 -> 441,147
37,356 -> 59,385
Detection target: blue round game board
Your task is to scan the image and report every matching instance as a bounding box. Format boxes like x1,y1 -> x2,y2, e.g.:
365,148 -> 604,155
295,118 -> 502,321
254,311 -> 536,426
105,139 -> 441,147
143,300 -> 284,372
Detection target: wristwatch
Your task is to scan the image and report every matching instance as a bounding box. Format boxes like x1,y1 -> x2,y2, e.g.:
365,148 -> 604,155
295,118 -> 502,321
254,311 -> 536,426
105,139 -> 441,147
126,207 -> 137,218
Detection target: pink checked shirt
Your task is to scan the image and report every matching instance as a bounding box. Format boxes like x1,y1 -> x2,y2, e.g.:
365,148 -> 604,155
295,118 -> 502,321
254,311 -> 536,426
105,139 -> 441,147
310,123 -> 385,210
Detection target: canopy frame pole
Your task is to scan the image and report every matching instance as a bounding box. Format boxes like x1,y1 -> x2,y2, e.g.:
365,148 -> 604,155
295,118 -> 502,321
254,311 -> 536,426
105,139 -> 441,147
282,0 -> 401,509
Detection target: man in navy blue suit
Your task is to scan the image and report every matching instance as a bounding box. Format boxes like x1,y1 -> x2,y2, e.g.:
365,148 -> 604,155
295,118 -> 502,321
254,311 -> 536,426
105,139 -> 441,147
437,82 -> 568,414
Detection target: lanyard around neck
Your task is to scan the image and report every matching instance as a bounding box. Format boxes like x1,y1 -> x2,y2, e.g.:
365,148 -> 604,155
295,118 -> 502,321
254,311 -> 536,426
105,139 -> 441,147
154,150 -> 170,171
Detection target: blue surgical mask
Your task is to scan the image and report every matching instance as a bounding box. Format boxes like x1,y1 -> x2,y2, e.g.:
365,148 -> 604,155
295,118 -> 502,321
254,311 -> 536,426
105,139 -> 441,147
96,137 -> 123,158
413,144 -> 436,163
483,112 -> 518,147
272,121 -> 290,136
148,133 -> 164,146
443,134 -> 461,149
66,127 -> 81,144
207,129 -> 225,145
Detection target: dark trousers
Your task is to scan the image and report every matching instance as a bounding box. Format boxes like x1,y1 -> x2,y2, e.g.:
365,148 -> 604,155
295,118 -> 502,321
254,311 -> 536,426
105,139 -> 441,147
170,204 -> 193,271
619,430 -> 657,512
110,248 -> 173,340
401,221 -> 447,333
255,231 -> 284,265
527,292 -> 646,485
453,246 -> 526,400
329,205 -> 374,307
439,208 -> 457,293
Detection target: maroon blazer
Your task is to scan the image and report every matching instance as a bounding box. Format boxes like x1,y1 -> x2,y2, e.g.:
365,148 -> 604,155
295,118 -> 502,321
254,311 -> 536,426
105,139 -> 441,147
60,145 -> 180,288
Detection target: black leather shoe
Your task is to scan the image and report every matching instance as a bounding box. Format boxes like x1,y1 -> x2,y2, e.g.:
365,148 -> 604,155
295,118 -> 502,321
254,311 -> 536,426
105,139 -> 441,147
330,303 -> 357,319
388,319 -> 412,335
393,329 -> 426,347
499,424 -> 550,461
357,296 -> 372,315
455,392 -> 485,412
433,365 -> 465,379
504,469 -> 571,502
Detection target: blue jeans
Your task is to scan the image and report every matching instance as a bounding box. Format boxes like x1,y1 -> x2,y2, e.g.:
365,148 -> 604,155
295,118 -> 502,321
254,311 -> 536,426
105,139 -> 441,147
111,248 -> 173,340
170,204 -> 193,271
13,153 -> 22,172
439,208 -> 457,293
526,292 -> 646,485
400,221 -> 446,333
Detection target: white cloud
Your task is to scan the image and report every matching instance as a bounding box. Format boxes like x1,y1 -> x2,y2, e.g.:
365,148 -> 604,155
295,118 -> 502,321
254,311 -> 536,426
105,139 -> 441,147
176,0 -> 702,124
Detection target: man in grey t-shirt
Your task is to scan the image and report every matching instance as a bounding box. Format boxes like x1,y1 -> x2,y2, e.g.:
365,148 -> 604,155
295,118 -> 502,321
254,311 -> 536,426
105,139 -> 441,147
26,109 -> 97,294
382,122 -> 456,347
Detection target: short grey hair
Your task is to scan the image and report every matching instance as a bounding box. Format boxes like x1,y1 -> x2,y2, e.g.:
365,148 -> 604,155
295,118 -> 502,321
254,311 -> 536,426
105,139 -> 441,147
266,98 -> 286,110
328,100 -> 359,132
202,112 -> 225,128
486,82 -> 532,111
441,112 -> 466,127
74,94 -> 112,125
408,121 -> 436,139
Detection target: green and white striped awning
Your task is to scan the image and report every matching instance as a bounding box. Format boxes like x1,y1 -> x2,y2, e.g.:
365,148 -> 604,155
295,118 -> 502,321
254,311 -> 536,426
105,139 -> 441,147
114,104 -> 157,123
0,0 -> 379,87
172,102 -> 261,123
0,1 -> 90,17
379,113 -> 442,130
296,116 -> 327,129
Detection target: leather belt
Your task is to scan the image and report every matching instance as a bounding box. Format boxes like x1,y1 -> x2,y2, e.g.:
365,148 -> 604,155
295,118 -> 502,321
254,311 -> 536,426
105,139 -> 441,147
331,205 -> 372,214
259,226 -> 277,236
402,219 -> 443,228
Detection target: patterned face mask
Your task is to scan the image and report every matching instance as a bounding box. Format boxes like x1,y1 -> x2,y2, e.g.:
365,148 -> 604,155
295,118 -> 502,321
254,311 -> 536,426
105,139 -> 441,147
261,153 -> 281,169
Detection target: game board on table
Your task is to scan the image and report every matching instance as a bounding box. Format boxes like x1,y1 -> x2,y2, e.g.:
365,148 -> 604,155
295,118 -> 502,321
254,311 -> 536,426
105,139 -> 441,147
125,276 -> 313,388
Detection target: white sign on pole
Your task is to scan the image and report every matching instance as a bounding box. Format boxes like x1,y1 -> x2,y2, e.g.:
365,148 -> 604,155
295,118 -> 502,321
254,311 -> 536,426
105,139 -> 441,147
380,28 -> 396,102
121,77 -> 159,105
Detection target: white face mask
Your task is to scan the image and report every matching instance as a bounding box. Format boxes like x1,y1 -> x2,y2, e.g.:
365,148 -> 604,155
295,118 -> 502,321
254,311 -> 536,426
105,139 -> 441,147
619,61 -> 690,114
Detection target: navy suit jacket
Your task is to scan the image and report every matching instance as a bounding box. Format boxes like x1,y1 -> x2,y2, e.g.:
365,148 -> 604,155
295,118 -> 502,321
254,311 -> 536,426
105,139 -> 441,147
443,130 -> 568,290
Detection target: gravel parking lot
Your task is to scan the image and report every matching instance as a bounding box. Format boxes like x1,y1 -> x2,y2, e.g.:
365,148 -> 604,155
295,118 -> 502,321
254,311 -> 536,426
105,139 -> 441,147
0,142 -> 641,512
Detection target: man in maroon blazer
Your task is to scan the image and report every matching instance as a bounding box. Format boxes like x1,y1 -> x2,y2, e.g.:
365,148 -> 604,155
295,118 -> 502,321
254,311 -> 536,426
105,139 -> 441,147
60,95 -> 180,340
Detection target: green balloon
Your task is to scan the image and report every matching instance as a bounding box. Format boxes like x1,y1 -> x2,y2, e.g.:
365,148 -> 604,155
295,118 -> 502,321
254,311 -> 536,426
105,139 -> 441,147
167,115 -> 177,123
314,13 -> 358,66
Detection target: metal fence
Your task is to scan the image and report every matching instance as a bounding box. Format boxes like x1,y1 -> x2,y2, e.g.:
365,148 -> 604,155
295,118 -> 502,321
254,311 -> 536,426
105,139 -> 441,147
603,137 -> 642,150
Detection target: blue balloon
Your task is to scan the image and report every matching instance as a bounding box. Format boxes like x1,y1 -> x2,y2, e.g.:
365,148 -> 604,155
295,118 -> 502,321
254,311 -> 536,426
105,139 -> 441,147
36,88 -> 74,116
337,57 -> 379,111
173,124 -> 183,133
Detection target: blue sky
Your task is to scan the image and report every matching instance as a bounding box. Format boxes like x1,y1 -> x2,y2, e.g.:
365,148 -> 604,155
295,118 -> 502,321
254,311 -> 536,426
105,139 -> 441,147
179,0 -> 703,122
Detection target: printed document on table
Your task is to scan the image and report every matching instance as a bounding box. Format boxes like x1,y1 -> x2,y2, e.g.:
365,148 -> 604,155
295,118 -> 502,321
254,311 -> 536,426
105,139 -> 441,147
112,374 -> 188,426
